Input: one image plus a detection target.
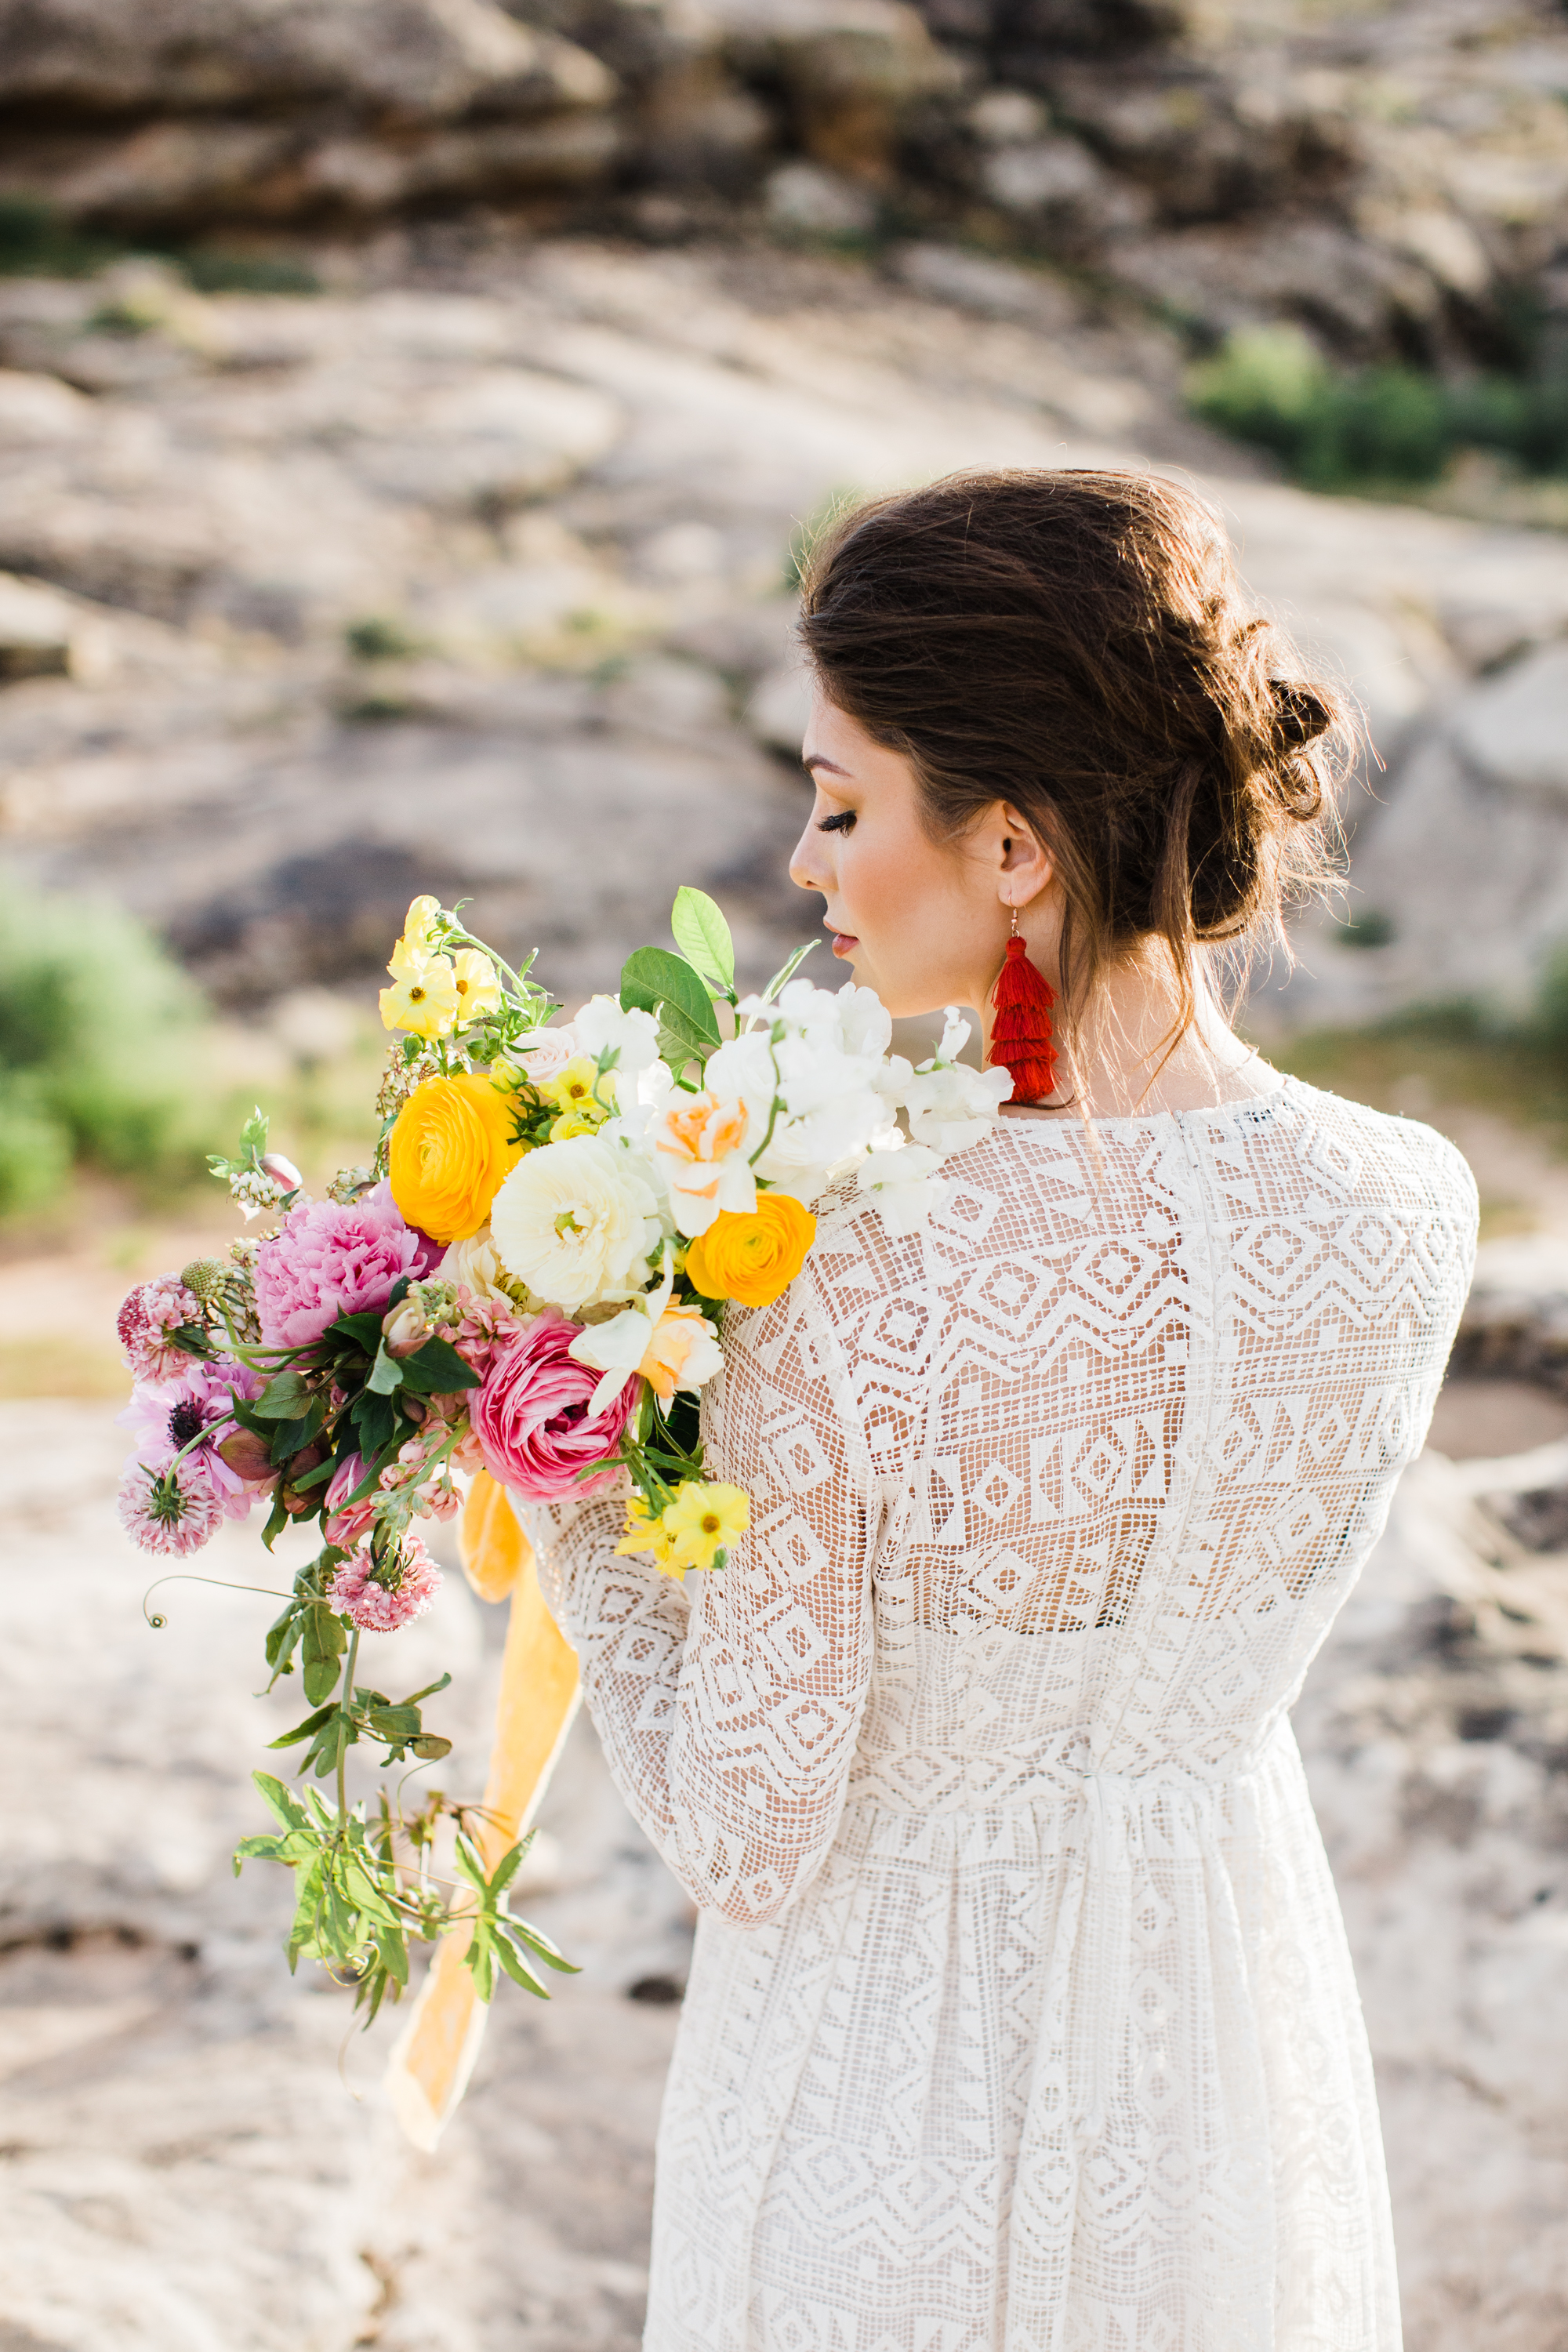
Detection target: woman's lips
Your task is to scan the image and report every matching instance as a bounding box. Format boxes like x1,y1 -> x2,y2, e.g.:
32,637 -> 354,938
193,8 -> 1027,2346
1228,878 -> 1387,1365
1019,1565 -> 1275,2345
829,932 -> 858,957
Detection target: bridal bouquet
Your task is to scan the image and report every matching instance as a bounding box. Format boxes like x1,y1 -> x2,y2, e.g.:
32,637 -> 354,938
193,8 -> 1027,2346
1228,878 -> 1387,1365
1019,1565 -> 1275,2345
115,888 -> 1008,2021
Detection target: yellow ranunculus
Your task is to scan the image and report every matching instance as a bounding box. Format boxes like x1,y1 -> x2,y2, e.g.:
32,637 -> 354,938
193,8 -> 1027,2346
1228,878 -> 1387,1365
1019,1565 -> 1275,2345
659,1480 -> 750,1572
452,948 -> 501,1028
379,939 -> 459,1039
389,1070 -> 524,1243
540,1056 -> 612,1134
684,1193 -> 816,1309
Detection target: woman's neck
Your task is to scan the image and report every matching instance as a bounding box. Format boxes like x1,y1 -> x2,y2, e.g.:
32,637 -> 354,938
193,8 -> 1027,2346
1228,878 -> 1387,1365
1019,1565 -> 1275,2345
982,948 -> 1279,1122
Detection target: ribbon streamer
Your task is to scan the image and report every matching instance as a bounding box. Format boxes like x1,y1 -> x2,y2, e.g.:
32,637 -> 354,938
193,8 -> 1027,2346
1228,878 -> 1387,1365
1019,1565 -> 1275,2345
383,1469 -> 580,2150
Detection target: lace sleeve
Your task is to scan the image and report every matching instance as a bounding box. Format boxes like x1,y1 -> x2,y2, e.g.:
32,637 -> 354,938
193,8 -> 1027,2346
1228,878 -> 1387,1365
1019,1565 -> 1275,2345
524,1250 -> 883,1928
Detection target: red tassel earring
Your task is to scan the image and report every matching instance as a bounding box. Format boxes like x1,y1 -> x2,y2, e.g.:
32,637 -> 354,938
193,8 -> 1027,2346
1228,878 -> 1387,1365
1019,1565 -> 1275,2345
989,910 -> 1057,1105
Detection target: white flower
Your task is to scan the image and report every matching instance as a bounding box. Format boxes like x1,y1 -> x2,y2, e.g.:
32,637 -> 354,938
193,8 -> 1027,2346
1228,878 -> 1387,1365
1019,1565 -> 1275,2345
857,1143 -> 945,1236
902,1059 -> 1013,1156
651,1091 -> 757,1236
490,1134 -> 665,1312
574,996 -> 662,1095
567,1252 -> 724,1413
507,1024 -> 577,1085
439,1226 -> 529,1307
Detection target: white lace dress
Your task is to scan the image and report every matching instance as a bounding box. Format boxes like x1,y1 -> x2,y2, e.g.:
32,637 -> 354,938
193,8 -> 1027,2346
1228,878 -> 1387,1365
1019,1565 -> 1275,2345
524,1077 -> 1476,2352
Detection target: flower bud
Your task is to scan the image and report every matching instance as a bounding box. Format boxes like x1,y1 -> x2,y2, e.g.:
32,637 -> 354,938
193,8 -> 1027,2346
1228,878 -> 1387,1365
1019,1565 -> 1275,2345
260,1152 -> 303,1191
382,1300 -> 431,1359
216,1428 -> 276,1484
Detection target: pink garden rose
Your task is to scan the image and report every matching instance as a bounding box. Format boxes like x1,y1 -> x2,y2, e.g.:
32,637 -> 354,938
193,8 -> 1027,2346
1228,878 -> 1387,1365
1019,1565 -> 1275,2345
471,1311 -> 636,1502
256,1192 -> 437,1350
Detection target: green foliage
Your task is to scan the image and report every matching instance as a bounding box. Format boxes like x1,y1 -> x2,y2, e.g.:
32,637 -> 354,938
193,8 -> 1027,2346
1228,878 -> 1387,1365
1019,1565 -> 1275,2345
343,615 -> 421,662
0,196 -> 318,294
0,873 -> 212,1214
1188,325 -> 1568,492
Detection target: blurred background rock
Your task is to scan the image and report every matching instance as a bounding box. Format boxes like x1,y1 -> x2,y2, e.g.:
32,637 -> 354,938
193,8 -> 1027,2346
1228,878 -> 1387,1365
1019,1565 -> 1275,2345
4,0 -> 1568,2345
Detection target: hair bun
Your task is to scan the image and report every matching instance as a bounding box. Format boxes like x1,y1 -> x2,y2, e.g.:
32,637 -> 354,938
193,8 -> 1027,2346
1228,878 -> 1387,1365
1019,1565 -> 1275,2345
1270,679 -> 1334,750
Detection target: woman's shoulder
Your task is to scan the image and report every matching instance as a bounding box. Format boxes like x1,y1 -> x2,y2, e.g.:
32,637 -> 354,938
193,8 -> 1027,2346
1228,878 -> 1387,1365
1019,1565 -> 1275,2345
1261,1075 -> 1478,1217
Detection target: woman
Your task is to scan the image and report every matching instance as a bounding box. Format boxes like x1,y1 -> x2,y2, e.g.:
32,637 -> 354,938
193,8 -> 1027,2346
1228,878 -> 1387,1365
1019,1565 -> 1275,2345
527,471 -> 1477,2350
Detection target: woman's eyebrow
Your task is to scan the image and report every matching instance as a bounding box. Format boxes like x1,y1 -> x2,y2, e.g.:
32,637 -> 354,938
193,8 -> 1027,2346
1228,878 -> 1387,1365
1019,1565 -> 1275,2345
803,754 -> 852,777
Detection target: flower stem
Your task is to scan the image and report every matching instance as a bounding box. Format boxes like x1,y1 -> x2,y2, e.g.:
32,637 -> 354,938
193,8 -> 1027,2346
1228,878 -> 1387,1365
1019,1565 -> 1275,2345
336,1628 -> 361,1834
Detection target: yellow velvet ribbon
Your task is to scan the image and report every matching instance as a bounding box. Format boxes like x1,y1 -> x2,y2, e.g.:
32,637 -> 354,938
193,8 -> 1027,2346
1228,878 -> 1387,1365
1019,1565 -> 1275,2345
383,1469 -> 581,2149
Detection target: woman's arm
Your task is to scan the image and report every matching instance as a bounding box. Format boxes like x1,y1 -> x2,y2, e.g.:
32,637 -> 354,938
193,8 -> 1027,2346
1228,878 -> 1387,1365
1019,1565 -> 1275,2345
524,1258 -> 881,1928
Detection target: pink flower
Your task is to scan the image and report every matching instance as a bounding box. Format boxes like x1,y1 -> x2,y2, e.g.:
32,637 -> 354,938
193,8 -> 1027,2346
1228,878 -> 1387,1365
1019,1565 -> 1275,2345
452,1288 -> 524,1379
118,1453 -> 227,1556
328,1534 -> 442,1632
118,1358 -> 263,1519
471,1310 -> 636,1502
117,1275 -> 205,1383
255,1196 -> 433,1351
323,1452 -> 376,1547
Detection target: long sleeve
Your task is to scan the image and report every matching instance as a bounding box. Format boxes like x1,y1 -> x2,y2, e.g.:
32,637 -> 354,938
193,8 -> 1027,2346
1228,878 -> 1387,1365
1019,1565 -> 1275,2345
523,1248 -> 884,1928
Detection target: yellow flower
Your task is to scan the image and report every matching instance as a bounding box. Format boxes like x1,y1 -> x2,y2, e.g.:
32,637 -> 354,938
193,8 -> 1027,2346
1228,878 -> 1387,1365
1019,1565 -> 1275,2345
684,1193 -> 817,1309
659,1480 -> 750,1572
388,1070 -> 524,1243
402,895 -> 444,953
615,1494 -> 680,1573
452,948 -> 501,1027
542,1055 -> 612,1140
379,940 -> 459,1039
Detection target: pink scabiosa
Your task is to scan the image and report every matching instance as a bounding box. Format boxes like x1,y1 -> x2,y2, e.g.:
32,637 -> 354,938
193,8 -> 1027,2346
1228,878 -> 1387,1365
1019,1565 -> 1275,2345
255,1193 -> 436,1351
118,1452 -> 227,1556
117,1275 -> 205,1383
328,1533 -> 442,1632
471,1311 -> 637,1502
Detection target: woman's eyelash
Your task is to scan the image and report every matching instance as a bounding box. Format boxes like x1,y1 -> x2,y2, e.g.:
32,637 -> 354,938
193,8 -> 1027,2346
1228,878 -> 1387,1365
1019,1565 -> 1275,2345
818,810 -> 856,833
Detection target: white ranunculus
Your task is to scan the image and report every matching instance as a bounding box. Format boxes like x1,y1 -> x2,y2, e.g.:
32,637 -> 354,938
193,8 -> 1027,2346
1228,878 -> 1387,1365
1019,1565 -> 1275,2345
439,1226 -> 528,1305
857,1142 -> 944,1236
507,1024 -> 577,1085
490,1134 -> 665,1312
903,1060 -> 1014,1156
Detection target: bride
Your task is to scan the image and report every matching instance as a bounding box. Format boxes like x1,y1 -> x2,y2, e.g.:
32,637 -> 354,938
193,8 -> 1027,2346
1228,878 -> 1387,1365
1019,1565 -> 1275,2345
525,470 -> 1477,2350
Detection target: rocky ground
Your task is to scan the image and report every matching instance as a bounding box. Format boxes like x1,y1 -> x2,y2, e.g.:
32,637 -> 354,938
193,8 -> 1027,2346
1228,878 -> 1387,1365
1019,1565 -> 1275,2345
7,230 -> 1568,1034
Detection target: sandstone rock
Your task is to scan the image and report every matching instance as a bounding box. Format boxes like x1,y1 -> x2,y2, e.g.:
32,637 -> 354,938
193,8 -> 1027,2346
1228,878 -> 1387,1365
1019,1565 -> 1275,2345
980,131 -> 1151,242
0,0 -> 615,122
0,572 -> 74,682
705,0 -> 963,181
885,239 -> 1080,328
765,157 -> 877,234
746,658 -> 812,753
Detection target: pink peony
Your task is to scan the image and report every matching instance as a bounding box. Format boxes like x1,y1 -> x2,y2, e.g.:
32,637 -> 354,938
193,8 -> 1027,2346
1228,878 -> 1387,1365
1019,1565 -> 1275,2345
328,1533 -> 442,1632
471,1310 -> 636,1502
118,1452 -> 227,1556
255,1195 -> 434,1350
117,1275 -> 205,1383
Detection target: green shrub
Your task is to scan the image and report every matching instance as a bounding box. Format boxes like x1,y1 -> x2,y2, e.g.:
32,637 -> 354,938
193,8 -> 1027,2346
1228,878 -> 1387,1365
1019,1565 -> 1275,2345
1188,325 -> 1568,492
0,875 -> 216,1214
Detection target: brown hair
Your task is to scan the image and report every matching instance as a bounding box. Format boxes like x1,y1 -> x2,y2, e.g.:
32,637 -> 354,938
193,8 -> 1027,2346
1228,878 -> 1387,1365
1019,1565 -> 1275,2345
797,468 -> 1348,1091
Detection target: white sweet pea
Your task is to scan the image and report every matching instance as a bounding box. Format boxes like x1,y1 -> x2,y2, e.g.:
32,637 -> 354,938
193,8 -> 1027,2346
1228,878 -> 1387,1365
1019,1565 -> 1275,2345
574,996 -> 662,1094
857,1142 -> 945,1236
903,1059 -> 1014,1155
489,1132 -> 666,1312
568,1254 -> 724,1414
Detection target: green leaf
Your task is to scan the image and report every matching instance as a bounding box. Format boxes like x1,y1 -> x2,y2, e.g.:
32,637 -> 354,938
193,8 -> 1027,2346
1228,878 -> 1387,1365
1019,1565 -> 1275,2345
493,1929 -> 549,1998
399,1334 -> 481,1393
656,1002 -> 720,1076
410,1734 -> 452,1761
256,1370 -> 314,1421
320,1308 -> 385,1352
252,1770 -> 310,1832
670,887 -> 735,994
302,1603 -> 347,1708
366,1341 -> 404,1396
760,940 -> 818,1001
619,947 -> 721,1051
269,1702 -> 338,1751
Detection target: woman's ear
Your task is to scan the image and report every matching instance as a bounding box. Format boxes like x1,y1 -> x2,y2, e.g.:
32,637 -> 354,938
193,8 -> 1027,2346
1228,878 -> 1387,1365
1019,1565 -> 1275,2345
998,803 -> 1053,906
